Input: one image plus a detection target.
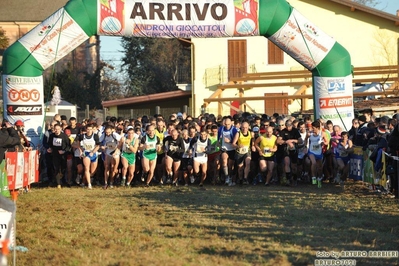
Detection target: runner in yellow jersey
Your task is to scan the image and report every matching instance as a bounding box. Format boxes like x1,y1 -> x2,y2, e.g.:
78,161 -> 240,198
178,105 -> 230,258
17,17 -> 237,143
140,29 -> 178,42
232,121 -> 252,185
254,126 -> 277,186
154,118 -> 166,183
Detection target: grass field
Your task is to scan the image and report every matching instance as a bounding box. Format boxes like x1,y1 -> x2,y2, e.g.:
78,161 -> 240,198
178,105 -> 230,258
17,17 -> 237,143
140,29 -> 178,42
6,181 -> 399,266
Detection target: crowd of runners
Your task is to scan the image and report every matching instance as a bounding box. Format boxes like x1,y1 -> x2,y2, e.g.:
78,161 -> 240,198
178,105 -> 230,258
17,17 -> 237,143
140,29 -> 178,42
32,109 -> 398,195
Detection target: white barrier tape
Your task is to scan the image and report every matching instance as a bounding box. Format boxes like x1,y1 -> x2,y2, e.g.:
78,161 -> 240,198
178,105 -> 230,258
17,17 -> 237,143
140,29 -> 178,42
383,151 -> 399,161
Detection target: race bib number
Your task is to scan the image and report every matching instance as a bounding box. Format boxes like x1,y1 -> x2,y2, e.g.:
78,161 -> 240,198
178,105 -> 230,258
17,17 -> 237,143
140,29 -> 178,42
146,142 -> 155,150
263,148 -> 271,156
312,144 -> 321,153
106,142 -> 116,150
169,146 -> 176,152
339,147 -> 348,157
196,146 -> 204,153
53,137 -> 62,147
84,144 -> 93,151
239,146 -> 248,154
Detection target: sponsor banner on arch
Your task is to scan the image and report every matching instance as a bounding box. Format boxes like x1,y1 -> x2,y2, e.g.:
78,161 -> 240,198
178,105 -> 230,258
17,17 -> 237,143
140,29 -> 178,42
268,9 -> 335,70
314,75 -> 354,130
18,8 -> 89,70
2,75 -> 44,145
98,0 -> 260,37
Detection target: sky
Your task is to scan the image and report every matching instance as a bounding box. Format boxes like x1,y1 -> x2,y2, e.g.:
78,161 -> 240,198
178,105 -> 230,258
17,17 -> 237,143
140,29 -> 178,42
375,0 -> 398,15
99,0 -> 398,69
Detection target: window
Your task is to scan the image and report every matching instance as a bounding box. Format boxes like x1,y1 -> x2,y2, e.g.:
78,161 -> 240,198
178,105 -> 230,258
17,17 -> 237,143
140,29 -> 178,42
228,40 -> 247,80
264,93 -> 288,115
268,40 -> 284,64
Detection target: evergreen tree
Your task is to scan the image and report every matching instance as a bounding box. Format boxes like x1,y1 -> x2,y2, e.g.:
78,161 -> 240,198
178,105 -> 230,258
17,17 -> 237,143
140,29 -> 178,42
121,37 -> 191,96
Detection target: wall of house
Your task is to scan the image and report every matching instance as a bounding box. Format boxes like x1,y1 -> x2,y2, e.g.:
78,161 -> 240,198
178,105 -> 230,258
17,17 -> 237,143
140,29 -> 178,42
1,22 -> 37,45
292,0 -> 399,66
192,0 -> 399,117
193,36 -> 311,116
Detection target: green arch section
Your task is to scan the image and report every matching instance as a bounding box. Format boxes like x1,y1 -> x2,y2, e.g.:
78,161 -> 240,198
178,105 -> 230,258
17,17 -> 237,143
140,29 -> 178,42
64,0 -> 98,37
2,42 -> 43,77
259,0 -> 351,78
259,0 -> 292,37
313,42 -> 352,77
1,0 -> 353,130
2,0 -> 98,77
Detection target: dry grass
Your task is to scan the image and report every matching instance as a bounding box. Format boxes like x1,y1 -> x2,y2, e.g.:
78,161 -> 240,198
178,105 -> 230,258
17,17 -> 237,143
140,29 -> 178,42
9,181 -> 399,266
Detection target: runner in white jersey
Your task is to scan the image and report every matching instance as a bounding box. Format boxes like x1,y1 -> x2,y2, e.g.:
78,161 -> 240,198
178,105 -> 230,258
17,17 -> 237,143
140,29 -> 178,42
79,123 -> 100,189
190,128 -> 211,187
307,121 -> 328,184
99,125 -> 121,189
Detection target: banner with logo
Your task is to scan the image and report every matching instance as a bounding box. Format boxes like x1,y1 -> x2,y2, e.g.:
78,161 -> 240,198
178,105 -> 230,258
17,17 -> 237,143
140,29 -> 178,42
98,0 -> 260,37
2,75 -> 44,146
314,75 -> 354,130
268,9 -> 335,70
18,8 -> 89,70
5,151 -> 39,191
2,0 -> 353,146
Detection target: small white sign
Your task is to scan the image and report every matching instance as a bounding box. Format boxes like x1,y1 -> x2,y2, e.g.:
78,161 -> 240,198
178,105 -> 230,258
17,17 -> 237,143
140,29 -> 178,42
0,208 -> 15,248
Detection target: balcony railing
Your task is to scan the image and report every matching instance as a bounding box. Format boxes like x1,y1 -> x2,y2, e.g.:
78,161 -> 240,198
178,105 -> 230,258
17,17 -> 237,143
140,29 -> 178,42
204,64 -> 256,87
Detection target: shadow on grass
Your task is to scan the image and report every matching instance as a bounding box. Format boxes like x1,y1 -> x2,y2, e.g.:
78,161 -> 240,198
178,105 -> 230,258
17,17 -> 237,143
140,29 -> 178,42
117,183 -> 399,265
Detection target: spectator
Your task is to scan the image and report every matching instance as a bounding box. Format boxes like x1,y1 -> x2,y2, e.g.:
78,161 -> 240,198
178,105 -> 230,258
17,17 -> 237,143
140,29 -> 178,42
354,115 -> 367,147
348,118 -> 359,143
14,120 -> 31,152
0,119 -> 21,160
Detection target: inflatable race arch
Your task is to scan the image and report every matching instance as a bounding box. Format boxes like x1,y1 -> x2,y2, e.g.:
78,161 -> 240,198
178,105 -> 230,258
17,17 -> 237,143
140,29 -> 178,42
2,0 -> 353,145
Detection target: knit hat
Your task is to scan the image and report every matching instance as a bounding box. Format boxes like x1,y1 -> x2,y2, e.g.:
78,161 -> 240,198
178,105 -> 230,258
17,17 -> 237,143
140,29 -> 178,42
377,125 -> 386,134
358,115 -> 367,123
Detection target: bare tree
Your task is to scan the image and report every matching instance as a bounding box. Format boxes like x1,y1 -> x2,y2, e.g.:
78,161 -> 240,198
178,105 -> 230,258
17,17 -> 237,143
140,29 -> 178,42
371,29 -> 397,66
0,27 -> 9,49
353,0 -> 381,8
